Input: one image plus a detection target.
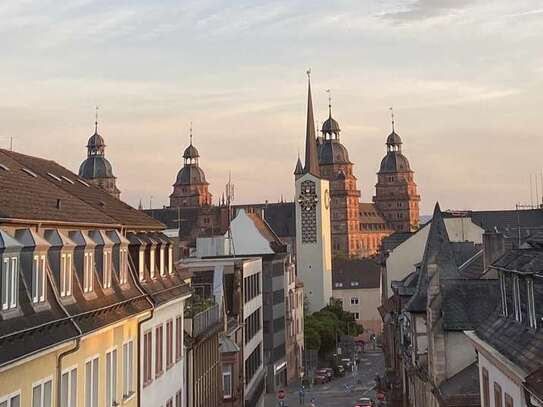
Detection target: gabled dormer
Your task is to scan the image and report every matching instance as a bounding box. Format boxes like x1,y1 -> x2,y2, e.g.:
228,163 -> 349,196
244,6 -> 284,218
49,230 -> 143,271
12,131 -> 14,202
89,230 -> 115,291
106,230 -> 130,287
15,228 -> 51,308
0,230 -> 22,314
150,233 -> 172,277
69,230 -> 97,296
127,233 -> 147,282
44,229 -> 76,300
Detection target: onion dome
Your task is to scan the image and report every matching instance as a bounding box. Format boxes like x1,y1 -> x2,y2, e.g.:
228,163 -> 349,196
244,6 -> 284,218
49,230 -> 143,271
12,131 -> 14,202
79,156 -> 114,178
175,166 -> 208,186
318,140 -> 351,165
379,152 -> 411,173
322,116 -> 341,135
386,131 -> 402,147
183,143 -> 199,159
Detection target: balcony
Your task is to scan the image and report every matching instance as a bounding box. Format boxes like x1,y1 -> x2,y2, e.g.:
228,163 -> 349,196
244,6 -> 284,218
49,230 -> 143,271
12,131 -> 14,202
185,301 -> 221,338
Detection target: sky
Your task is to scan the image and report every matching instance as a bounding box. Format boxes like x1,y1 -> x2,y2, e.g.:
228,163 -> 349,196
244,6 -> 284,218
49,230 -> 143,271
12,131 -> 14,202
1,0 -> 543,214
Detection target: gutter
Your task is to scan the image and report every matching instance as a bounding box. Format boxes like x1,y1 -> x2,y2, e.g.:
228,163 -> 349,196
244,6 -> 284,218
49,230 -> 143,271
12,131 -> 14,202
0,217 -> 122,229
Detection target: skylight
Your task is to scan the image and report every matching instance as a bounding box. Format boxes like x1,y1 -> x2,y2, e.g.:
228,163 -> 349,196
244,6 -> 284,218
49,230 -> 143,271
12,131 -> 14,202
21,167 -> 37,177
61,175 -> 74,184
77,179 -> 90,187
0,164 -> 9,171
47,172 -> 62,182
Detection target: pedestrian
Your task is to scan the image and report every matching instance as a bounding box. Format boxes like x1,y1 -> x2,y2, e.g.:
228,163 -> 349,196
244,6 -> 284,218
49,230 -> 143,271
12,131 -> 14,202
298,385 -> 305,405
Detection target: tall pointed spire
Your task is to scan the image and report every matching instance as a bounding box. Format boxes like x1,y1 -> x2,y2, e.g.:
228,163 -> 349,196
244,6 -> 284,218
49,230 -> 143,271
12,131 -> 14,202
303,69 -> 320,177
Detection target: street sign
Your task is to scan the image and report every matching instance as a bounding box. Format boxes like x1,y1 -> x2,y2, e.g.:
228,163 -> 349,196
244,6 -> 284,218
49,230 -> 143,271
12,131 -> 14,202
277,389 -> 286,400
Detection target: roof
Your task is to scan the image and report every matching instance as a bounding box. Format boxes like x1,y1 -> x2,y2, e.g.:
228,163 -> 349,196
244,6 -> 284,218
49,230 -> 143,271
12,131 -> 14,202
438,362 -> 480,406
444,209 -> 543,235
332,258 -> 381,289
492,248 -> 543,275
0,149 -> 163,229
220,335 -> 240,353
303,76 -> 320,177
359,203 -> 388,228
525,367 -> 543,401
318,140 -> 350,165
386,131 -> 402,146
87,132 -> 105,149
246,212 -> 286,252
379,151 -> 411,173
79,155 -> 115,179
175,165 -> 208,186
321,115 -> 341,135
382,232 -> 413,252
441,279 -> 499,330
183,143 -> 199,159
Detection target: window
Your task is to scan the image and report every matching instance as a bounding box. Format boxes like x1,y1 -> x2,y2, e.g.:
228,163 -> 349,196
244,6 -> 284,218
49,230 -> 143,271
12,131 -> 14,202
119,248 -> 128,285
482,368 -> 490,407
61,253 -> 73,297
83,252 -> 94,293
150,250 -> 156,279
354,312 -> 360,320
138,250 -> 145,281
494,382 -> 502,407
350,281 -> 359,287
245,345 -> 262,384
166,320 -> 173,369
123,340 -> 134,398
160,247 -> 165,276
143,331 -> 153,386
335,282 -> 343,288
85,357 -> 99,407
155,325 -> 164,377
106,348 -> 117,407
60,367 -> 77,407
244,309 -> 261,345
103,250 -> 112,289
166,399 -> 173,407
223,364 -> 233,399
32,255 -> 46,303
168,247 -> 173,274
0,392 -> 20,407
33,378 -> 52,407
2,256 -> 18,310
176,315 -> 183,361
175,390 -> 182,407
527,278 -> 537,329
350,297 -> 359,305
505,393 -> 513,407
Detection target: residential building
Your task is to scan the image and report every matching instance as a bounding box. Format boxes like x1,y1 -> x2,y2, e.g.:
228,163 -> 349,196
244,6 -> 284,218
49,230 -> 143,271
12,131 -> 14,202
467,232 -> 543,407
331,258 -> 382,335
294,74 -> 333,313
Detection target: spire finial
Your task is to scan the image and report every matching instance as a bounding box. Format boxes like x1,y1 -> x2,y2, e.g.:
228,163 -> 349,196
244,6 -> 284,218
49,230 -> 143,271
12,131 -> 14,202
389,106 -> 395,132
306,68 -> 311,81
94,105 -> 99,134
326,89 -> 332,118
189,121 -> 193,145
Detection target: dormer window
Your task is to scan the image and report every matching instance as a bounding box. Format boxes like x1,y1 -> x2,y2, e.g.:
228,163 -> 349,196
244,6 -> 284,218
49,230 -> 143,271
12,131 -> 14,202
138,250 -> 145,281
513,275 -> 522,323
83,251 -> 94,293
103,250 -> 112,289
527,278 -> 537,329
1,256 -> 18,310
160,247 -> 165,277
61,252 -> 73,297
32,254 -> 46,303
150,249 -> 156,279
119,248 -> 128,285
168,247 -> 173,275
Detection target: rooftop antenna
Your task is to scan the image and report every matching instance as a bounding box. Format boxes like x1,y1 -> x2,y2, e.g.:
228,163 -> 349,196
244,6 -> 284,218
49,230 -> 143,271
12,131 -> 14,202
539,170 -> 543,207
225,171 -> 236,256
530,174 -> 534,208
389,107 -> 395,132
535,175 -> 539,210
9,136 -> 13,151
95,105 -> 99,134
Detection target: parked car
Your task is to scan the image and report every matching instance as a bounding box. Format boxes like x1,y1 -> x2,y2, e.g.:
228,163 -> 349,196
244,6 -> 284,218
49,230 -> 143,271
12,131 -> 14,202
314,369 -> 330,384
334,365 -> 345,377
341,358 -> 353,369
313,372 -> 328,385
323,368 -> 334,380
355,397 -> 374,407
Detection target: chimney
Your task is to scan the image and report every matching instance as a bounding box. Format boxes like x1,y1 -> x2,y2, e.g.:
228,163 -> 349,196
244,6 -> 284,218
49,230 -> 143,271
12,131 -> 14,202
483,230 -> 505,274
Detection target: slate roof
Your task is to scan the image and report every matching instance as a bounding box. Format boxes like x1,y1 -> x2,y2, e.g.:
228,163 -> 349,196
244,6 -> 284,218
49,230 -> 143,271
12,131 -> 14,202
441,280 -> 499,330
382,232 -> 414,252
332,258 -> 380,289
438,362 -> 480,406
0,149 -> 163,229
525,367 -> 543,401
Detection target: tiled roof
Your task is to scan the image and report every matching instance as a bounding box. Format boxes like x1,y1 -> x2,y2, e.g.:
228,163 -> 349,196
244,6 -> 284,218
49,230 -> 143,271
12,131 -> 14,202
492,248 -> 543,275
332,258 -> 380,289
525,367 -> 543,401
438,362 -> 480,406
0,149 -> 163,229
382,232 -> 414,252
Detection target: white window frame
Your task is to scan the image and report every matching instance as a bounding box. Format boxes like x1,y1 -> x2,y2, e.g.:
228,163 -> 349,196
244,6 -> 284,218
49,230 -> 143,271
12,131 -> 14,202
150,250 -> 156,279
527,278 -> 537,329
119,248 -> 128,285
103,250 -> 112,289
84,252 -> 94,293
350,297 -> 359,305
499,271 -> 508,316
32,254 -> 46,303
138,250 -> 145,281
513,275 -> 522,322
61,253 -> 73,297
168,247 -> 173,275
32,375 -> 53,407
223,364 -> 233,399
159,247 -> 165,277
60,366 -> 77,407
354,312 -> 360,320
0,390 -> 21,407
106,347 -> 118,407
85,355 -> 99,407
122,339 -> 135,398
2,256 -> 18,310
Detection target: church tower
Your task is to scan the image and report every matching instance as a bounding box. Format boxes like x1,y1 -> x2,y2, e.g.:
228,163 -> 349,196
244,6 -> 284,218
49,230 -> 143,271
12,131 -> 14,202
170,128 -> 212,208
79,115 -> 120,199
294,72 -> 333,313
373,114 -> 420,232
317,97 -> 363,257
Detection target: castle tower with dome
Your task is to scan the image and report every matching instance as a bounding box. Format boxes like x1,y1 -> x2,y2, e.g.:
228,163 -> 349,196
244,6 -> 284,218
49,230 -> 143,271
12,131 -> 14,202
169,130 -> 212,208
78,118 -> 120,199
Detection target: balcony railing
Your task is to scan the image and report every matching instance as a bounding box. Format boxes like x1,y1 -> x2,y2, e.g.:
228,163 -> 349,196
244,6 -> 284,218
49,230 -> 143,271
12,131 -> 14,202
190,303 -> 221,338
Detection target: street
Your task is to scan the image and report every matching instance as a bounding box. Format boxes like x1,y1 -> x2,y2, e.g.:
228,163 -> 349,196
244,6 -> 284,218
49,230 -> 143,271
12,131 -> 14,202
265,351 -> 384,407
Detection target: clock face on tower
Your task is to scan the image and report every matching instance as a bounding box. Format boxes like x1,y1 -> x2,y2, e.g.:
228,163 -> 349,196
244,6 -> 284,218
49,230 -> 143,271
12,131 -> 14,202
298,180 -> 318,243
